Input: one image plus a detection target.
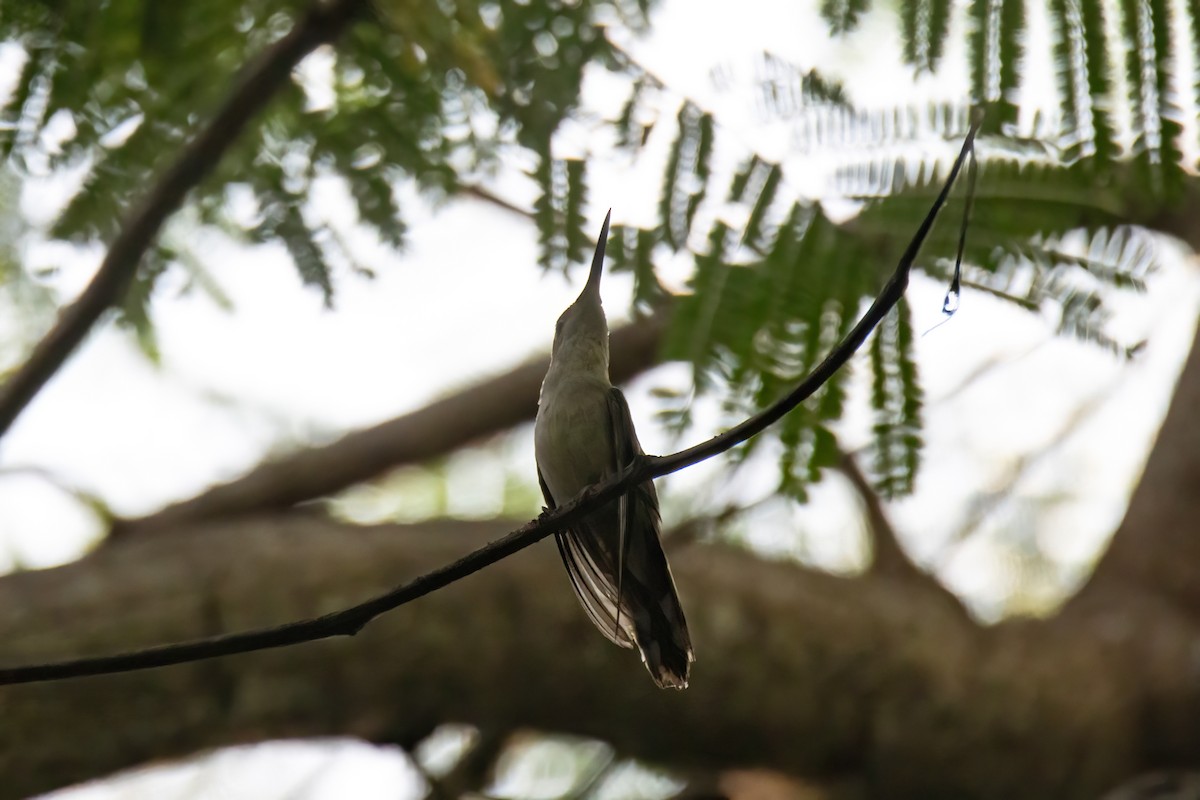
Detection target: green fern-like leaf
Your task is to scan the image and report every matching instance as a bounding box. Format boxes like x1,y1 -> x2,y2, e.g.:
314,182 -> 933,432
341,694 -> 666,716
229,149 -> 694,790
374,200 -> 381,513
564,158 -> 589,266
967,0 -> 991,107
1188,0 -> 1200,159
927,0 -> 954,69
1118,0 -> 1186,198
1078,0 -> 1119,164
114,242 -> 172,364
532,150 -> 562,273
664,219 -> 731,390
868,298 -> 923,498
753,53 -> 848,118
0,42 -> 50,160
821,0 -> 871,34
793,102 -> 970,155
2,0 -> 623,306
658,103 -> 713,250
902,0 -> 953,72
615,77 -> 652,151
968,0 -> 1024,129
531,152 -> 589,274
663,197 -> 886,498
346,167 -> 405,250
727,156 -> 759,204
737,159 -> 783,253
609,224 -> 665,312
277,205 -> 334,304
1148,0 -> 1187,198
996,0 -> 1025,128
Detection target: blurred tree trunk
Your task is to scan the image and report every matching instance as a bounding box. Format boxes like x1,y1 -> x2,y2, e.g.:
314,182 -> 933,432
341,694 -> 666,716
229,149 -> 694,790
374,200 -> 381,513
0,308 -> 1198,799
0,515 -> 1137,800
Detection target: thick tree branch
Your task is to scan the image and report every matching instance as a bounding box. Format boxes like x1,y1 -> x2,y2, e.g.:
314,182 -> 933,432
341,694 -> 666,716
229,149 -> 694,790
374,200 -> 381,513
0,119 -> 980,686
0,515 -> 1175,800
834,448 -> 966,620
0,0 -> 367,441
1070,314 -> 1200,618
836,451 -> 917,576
114,314 -> 667,537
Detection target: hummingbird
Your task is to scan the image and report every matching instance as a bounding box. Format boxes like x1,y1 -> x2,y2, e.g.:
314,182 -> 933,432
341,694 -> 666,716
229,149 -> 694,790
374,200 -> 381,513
534,210 -> 694,689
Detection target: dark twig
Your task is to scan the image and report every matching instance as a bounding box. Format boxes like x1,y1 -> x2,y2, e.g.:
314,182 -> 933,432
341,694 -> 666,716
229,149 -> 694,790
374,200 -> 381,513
460,184 -> 533,219
0,117 -> 980,687
834,448 -> 916,579
0,0 -> 367,441
833,446 -> 964,617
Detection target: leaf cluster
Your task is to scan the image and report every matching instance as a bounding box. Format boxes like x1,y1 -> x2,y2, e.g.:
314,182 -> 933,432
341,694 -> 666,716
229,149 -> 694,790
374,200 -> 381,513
0,0 -> 646,332
534,0 -> 1195,499
2,0 -> 1197,501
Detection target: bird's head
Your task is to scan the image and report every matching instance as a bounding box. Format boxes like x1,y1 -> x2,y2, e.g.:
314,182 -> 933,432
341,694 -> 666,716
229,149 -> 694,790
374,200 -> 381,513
550,211 -> 611,372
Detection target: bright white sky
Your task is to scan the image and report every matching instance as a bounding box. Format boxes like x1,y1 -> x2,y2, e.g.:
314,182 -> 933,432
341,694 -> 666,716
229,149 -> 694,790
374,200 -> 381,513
11,0 -> 1200,797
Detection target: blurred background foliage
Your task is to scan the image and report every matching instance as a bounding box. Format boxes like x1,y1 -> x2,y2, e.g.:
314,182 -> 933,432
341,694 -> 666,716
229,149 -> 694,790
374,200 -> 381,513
0,0 -> 1195,509
2,1 -> 1199,798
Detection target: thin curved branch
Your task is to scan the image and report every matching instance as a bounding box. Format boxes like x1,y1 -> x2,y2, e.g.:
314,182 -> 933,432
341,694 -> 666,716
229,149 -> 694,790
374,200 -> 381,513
0,117 -> 981,687
0,0 -> 367,441
1069,310 -> 1200,618
651,118 -> 979,477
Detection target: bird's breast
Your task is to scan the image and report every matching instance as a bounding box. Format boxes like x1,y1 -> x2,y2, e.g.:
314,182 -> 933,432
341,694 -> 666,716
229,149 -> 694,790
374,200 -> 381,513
535,376 -> 614,504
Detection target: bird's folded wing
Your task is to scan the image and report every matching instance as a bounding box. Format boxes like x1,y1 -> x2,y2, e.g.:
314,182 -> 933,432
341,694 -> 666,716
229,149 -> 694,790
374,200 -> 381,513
606,387 -> 641,640
538,467 -> 636,649
555,528 -> 636,648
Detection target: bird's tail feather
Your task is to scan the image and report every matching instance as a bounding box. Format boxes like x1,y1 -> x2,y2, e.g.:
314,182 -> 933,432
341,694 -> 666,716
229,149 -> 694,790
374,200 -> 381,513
632,591 -> 693,690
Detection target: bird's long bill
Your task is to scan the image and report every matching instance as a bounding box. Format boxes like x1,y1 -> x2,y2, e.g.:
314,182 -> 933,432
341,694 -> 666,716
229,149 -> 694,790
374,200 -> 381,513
579,209 -> 611,302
